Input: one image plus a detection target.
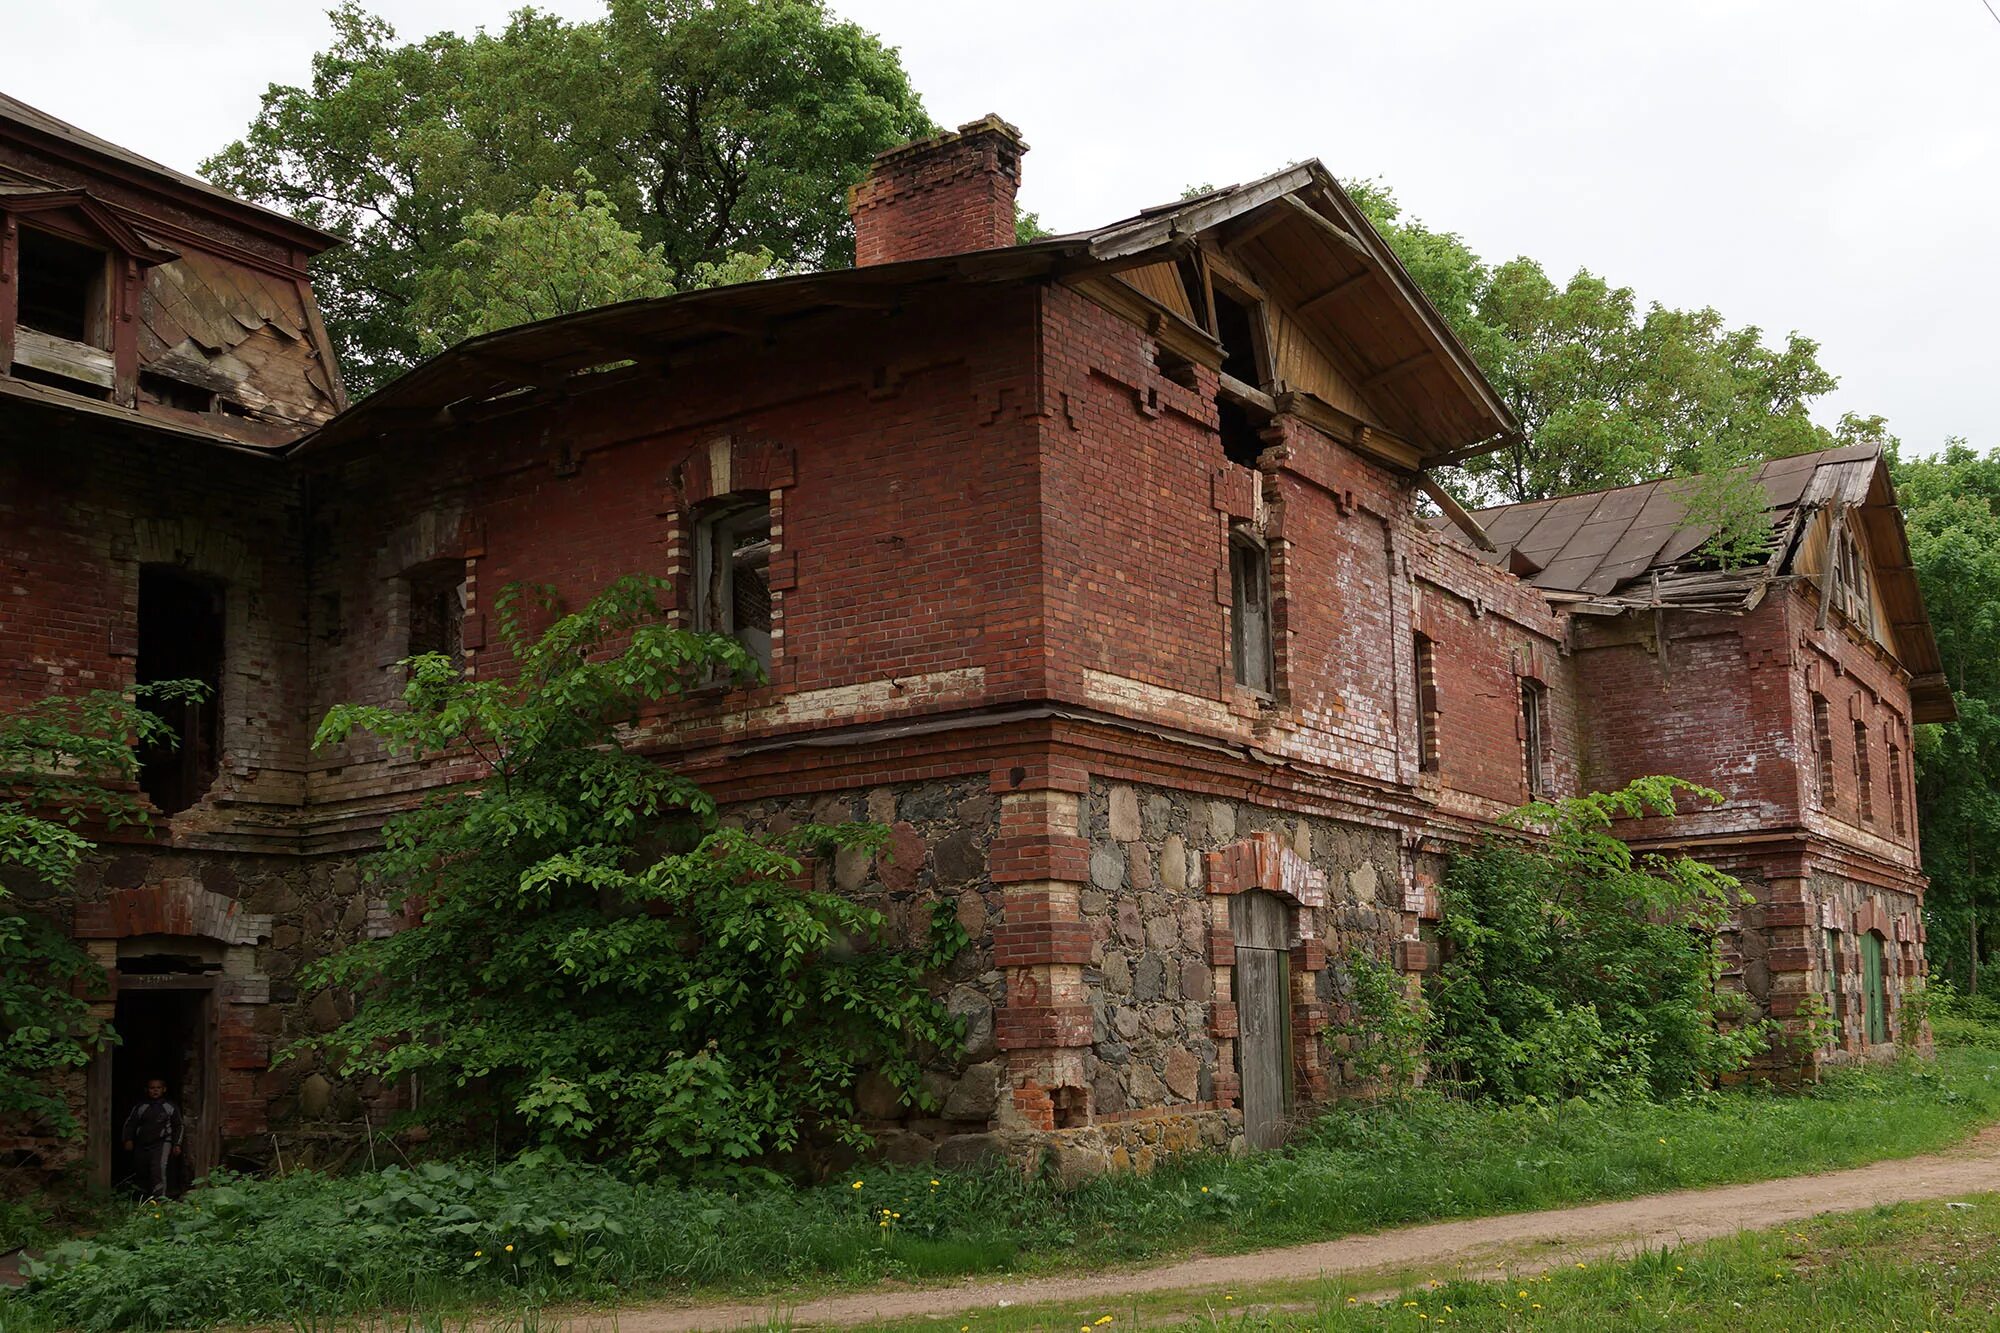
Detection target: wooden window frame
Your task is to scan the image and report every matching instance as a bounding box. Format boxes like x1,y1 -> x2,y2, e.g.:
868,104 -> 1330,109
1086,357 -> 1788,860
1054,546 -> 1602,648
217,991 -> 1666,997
1520,678 -> 1548,799
1852,719 -> 1873,824
1229,526 -> 1274,699
1413,632 -> 1439,774
693,494 -> 774,676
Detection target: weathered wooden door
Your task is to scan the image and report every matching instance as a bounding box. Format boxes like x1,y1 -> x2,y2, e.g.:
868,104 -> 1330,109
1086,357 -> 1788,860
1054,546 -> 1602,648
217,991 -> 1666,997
1862,931 -> 1890,1045
1231,890 -> 1293,1150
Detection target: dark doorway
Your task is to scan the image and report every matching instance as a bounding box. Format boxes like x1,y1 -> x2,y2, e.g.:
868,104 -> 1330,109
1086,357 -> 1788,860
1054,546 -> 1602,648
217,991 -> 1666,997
137,565 -> 224,814
107,976 -> 216,1195
1232,890 -> 1294,1150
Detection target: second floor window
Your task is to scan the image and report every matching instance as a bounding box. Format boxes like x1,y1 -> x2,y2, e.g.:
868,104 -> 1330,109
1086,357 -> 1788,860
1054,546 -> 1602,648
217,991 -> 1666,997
695,497 -> 773,673
1811,694 -> 1835,808
1853,721 -> 1873,823
17,226 -> 108,347
1521,679 -> 1547,798
406,560 -> 467,661
1229,528 -> 1273,696
1414,633 -> 1439,774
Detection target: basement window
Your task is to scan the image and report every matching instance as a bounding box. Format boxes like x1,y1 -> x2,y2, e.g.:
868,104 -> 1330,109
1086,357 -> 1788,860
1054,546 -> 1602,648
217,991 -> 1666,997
1520,679 -> 1547,798
406,560 -> 467,662
1852,721 -> 1873,823
1229,527 -> 1273,697
694,497 -> 773,674
17,227 -> 109,346
137,565 -> 224,815
1413,633 -> 1439,774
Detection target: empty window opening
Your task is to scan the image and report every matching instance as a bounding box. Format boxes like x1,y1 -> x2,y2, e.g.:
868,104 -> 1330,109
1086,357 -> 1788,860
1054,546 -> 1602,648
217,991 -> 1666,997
406,560 -> 467,661
1520,679 -> 1547,798
137,566 -> 224,815
1218,396 -> 1270,469
1176,255 -> 1212,331
1229,528 -> 1273,697
1154,344 -> 1199,389
1836,522 -> 1873,627
18,227 -> 108,346
1853,721 -> 1873,823
139,372 -> 216,415
1212,289 -> 1265,387
1413,633 -> 1439,774
695,497 -> 773,673
1888,742 -> 1906,837
1810,694 -> 1835,808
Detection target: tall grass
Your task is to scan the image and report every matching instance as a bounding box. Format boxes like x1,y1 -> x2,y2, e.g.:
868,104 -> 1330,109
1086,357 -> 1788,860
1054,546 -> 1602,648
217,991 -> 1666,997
8,1048 -> 2000,1331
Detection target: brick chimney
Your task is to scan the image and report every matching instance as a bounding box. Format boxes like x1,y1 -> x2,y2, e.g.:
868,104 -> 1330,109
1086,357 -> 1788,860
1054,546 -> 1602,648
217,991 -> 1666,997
849,115 -> 1027,266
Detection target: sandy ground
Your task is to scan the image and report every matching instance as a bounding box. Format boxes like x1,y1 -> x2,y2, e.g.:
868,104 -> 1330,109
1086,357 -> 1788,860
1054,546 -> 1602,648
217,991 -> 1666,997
571,1123 -> 2000,1331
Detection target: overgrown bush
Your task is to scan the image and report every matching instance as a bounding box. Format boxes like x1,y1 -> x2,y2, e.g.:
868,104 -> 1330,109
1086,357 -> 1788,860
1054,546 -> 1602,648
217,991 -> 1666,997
1336,945 -> 1429,1090
303,575 -> 961,1175
1429,777 -> 1769,1102
0,684 -> 200,1134
1927,981 -> 2000,1049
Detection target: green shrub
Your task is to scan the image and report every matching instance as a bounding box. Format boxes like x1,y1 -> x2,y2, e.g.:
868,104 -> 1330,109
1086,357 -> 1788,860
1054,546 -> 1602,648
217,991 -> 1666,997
1927,980 -> 2000,1049
303,576 -> 961,1174
1429,777 -> 1770,1102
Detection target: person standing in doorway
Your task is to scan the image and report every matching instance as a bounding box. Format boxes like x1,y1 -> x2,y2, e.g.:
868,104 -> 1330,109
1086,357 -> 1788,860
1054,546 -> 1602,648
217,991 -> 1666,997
121,1077 -> 183,1197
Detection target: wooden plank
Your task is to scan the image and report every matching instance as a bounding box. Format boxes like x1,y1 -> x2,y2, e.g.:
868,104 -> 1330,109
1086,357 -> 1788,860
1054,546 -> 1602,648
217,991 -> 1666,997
1416,471 -> 1497,551
1280,195 -> 1376,262
1234,944 -> 1291,1150
13,324 -> 116,387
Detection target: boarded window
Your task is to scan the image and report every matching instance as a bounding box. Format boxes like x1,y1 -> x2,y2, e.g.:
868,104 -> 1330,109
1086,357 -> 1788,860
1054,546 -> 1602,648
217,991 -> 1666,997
17,227 -> 108,346
695,497 -> 773,672
1413,633 -> 1439,774
1853,721 -> 1873,823
1230,529 -> 1273,696
1520,679 -> 1547,798
1810,694 -> 1834,808
137,566 -> 224,815
406,560 -> 467,661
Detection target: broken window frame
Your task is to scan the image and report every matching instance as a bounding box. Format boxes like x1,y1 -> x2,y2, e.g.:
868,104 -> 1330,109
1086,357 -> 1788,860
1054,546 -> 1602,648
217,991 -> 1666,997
1852,720 -> 1873,823
404,559 -> 468,665
1413,632 -> 1440,774
1810,693 -> 1835,808
1888,741 -> 1907,838
693,494 -> 774,679
1822,928 -> 1844,1046
1520,678 -> 1548,799
1229,526 -> 1275,699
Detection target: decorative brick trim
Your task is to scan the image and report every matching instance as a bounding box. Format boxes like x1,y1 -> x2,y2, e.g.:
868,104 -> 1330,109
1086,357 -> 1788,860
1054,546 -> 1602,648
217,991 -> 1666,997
72,880 -> 270,946
1204,831 -> 1328,912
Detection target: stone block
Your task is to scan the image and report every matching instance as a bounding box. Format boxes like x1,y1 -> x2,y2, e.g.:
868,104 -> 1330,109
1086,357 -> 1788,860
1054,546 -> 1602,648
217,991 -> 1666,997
1108,785 -> 1141,841
1160,834 -> 1187,892
934,829 -> 986,884
1090,844 -> 1126,892
943,1060 -> 1003,1121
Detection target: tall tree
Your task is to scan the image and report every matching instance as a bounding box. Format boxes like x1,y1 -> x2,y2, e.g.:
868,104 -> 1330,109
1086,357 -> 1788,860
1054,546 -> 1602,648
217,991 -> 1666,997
1892,441 -> 2000,991
204,1 -> 931,396
1348,182 -> 1843,509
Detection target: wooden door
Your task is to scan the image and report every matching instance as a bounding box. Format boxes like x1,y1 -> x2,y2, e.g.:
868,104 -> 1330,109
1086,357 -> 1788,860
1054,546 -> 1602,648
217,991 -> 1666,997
1231,891 -> 1293,1150
1862,931 -> 1889,1045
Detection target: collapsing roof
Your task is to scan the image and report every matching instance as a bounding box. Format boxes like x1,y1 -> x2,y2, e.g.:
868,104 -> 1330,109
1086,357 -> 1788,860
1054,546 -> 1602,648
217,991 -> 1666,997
1434,443 -> 1954,722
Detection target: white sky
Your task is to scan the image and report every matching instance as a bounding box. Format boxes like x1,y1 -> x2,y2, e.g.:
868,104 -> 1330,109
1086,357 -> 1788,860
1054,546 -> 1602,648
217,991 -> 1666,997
8,0 -> 1997,452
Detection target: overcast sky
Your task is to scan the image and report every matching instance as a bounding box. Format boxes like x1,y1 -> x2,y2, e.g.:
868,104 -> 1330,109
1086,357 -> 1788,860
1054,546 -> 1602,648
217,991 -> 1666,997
9,0 -> 1996,452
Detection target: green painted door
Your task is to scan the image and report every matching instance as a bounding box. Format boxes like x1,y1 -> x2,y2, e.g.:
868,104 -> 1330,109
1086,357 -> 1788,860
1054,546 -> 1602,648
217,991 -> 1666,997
1862,932 -> 1889,1045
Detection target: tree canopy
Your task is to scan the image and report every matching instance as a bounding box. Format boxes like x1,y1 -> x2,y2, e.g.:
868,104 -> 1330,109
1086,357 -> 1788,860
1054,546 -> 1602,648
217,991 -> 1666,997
1348,181 -> 1846,508
1893,442 -> 2000,991
205,0 -> 932,395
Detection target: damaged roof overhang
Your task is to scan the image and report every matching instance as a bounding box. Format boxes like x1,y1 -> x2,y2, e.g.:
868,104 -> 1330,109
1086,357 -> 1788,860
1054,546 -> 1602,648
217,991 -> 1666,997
1439,444 -> 1956,724
293,160 -> 1520,463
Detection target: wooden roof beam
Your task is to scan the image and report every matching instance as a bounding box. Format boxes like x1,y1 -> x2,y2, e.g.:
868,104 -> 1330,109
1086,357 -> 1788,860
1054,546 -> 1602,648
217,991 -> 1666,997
1298,269 -> 1377,315
1279,195 -> 1375,263
1360,349 -> 1436,390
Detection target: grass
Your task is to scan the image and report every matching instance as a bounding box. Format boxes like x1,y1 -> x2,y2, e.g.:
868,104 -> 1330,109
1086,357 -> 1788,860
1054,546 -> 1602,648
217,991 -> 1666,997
862,1194 -> 2000,1330
7,1047 -> 2000,1330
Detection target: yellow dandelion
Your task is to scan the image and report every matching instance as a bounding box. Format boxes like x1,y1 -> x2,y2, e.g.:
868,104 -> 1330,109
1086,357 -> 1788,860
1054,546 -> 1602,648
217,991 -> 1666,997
1096,1318 -> 1115,1326
1532,1303 -> 1542,1310
1574,1262 -> 1585,1269
1518,1291 -> 1528,1299
1676,1265 -> 1685,1272
1200,1186 -> 1210,1193
474,1250 -> 483,1258
504,1244 -> 514,1253
852,1180 -> 864,1190
930,1179 -> 941,1187
1657,1137 -> 1667,1144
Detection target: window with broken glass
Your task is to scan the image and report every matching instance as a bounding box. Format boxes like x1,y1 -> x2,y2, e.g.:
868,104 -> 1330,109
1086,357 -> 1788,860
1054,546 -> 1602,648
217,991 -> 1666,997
694,497 -> 773,675
406,560 -> 467,662
1520,679 -> 1547,798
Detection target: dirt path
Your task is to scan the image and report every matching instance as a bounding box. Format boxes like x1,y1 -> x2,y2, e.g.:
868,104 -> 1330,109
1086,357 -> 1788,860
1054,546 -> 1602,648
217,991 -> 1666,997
559,1125 -> 2000,1331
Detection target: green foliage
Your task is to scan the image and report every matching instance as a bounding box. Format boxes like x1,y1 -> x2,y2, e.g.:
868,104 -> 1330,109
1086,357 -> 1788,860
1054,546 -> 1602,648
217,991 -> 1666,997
203,0 -> 931,393
14,1052 -> 2000,1330
408,171 -> 771,354
1430,778 -> 1768,1102
1347,180 -> 1846,562
1335,946 -> 1428,1090
301,575 -> 959,1174
1892,442 -> 2000,991
0,685 -> 198,1133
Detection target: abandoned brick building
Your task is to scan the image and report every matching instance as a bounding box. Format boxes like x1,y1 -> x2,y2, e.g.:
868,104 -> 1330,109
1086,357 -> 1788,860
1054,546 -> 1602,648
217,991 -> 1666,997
0,96 -> 1953,1181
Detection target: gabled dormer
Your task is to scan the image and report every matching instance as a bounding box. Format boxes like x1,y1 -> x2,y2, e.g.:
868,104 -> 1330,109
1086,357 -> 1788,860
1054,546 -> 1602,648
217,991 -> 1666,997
0,186 -> 176,404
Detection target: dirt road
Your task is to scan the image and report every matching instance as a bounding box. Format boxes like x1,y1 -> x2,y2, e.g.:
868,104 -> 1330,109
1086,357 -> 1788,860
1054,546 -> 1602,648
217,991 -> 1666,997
570,1125 -> 2000,1330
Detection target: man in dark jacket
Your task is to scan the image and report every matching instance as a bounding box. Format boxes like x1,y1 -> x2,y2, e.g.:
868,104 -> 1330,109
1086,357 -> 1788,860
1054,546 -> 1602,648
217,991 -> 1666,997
121,1077 -> 183,1197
